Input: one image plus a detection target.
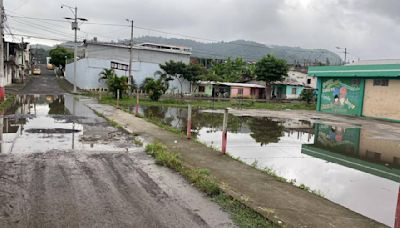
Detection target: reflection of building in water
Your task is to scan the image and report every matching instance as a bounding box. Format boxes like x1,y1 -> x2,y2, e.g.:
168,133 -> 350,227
302,123 -> 400,182
359,131 -> 400,167
281,120 -> 314,141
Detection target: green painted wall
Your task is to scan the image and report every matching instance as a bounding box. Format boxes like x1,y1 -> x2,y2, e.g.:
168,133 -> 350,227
319,78 -> 364,116
285,85 -> 304,96
313,123 -> 360,154
204,84 -> 213,96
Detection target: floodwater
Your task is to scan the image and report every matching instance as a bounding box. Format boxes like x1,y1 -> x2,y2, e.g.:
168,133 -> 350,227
0,94 -> 138,155
138,105 -> 400,227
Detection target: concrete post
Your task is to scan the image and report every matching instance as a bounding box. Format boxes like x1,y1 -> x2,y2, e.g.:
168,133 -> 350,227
116,89 -> 120,108
395,186 -> 400,228
135,90 -> 139,116
221,108 -> 228,154
187,104 -> 192,139
0,0 -> 5,102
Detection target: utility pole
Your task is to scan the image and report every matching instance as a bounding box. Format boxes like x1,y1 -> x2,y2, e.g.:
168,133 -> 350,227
336,46 -> 348,65
0,0 -> 5,102
62,4 -> 87,93
127,19 -> 134,95
73,6 -> 78,93
21,37 -> 24,83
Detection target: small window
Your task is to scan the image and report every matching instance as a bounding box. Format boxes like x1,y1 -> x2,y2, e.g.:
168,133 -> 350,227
373,79 -> 389,86
307,79 -> 311,84
198,86 -> 205,93
238,88 -> 243,95
291,88 -> 297,95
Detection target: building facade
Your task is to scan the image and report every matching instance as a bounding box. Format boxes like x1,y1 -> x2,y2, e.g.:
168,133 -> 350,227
308,64 -> 400,121
4,41 -> 30,86
65,41 -> 192,93
193,81 -> 265,99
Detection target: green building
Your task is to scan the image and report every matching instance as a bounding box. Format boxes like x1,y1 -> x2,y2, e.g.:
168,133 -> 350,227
308,64 -> 400,122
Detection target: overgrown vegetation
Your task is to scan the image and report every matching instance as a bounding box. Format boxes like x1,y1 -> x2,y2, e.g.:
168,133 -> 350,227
0,95 -> 16,112
49,46 -> 73,68
98,95 -> 316,110
145,143 -> 275,227
99,68 -> 128,99
142,77 -> 169,101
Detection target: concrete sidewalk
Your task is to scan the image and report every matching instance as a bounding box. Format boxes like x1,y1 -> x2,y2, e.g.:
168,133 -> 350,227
86,100 -> 386,228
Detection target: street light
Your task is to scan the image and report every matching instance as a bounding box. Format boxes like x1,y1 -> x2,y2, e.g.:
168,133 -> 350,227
61,4 -> 87,93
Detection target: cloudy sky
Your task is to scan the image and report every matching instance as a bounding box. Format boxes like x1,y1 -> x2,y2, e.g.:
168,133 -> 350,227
4,0 -> 400,60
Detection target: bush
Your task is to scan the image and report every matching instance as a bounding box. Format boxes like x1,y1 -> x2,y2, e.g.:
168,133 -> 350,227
300,89 -> 314,104
142,78 -> 168,101
99,68 -> 128,98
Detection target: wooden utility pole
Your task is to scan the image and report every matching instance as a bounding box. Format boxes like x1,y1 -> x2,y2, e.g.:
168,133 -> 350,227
0,0 -> 5,102
127,19 -> 134,95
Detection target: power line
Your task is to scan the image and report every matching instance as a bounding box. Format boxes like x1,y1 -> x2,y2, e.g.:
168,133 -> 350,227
5,13 -> 338,56
4,32 -> 73,42
7,17 -> 79,39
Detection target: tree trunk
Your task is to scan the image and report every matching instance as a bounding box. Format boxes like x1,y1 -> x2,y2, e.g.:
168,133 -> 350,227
178,79 -> 183,98
265,82 -> 271,102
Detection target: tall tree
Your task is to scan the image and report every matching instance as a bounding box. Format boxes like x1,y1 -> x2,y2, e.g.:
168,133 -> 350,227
157,60 -> 187,96
157,61 -> 205,96
49,46 -> 73,68
255,54 -> 288,100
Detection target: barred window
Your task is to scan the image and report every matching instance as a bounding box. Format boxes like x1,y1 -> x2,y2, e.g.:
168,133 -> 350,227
373,79 -> 389,86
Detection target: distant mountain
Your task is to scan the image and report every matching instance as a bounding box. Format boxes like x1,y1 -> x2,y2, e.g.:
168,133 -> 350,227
126,36 -> 341,65
30,44 -> 53,51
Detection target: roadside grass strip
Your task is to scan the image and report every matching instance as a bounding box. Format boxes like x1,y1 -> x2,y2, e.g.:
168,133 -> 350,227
145,143 -> 276,228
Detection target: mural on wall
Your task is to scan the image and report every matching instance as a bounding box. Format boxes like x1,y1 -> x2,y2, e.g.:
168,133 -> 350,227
312,123 -> 360,154
320,79 -> 362,115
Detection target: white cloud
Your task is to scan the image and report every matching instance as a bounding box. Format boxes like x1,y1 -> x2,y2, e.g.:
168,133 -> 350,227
4,0 -> 400,59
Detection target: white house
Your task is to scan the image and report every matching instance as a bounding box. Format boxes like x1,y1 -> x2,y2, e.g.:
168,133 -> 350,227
65,41 -> 192,93
287,70 -> 317,89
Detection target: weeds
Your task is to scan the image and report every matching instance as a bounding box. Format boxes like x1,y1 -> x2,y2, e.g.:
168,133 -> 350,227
98,94 -> 316,111
0,95 -> 16,111
133,137 -> 143,146
145,143 -> 274,227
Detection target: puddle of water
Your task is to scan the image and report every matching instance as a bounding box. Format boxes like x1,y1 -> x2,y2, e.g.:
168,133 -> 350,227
138,105 -> 400,227
0,94 -> 138,155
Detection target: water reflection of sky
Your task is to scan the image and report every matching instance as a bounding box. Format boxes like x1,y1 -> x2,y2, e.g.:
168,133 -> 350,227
139,106 -> 399,227
1,95 -> 136,155
197,128 -> 397,227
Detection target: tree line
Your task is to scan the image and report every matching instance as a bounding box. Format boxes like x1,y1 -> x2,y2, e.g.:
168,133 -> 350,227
99,54 -> 289,101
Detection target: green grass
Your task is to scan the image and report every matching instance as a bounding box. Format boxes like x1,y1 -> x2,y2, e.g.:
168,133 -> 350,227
145,143 -> 275,227
98,94 -> 315,110
0,95 -> 16,111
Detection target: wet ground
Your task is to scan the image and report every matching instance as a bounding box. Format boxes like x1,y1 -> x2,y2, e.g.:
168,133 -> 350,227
137,105 -> 400,227
0,70 -> 235,227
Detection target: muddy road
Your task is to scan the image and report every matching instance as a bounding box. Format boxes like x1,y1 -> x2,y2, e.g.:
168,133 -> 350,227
0,72 -> 234,227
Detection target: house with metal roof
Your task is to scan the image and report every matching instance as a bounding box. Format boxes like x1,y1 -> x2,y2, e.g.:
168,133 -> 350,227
308,63 -> 400,122
192,81 -> 265,99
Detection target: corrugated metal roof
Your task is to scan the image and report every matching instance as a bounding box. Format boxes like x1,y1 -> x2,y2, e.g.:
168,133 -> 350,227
308,64 -> 400,78
197,81 -> 265,88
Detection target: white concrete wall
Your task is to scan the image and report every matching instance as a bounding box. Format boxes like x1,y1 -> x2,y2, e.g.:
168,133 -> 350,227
65,58 -> 190,93
85,44 -> 190,65
287,71 -> 317,88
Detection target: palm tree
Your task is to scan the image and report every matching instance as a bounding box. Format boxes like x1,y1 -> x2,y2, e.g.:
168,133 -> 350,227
99,68 -> 128,99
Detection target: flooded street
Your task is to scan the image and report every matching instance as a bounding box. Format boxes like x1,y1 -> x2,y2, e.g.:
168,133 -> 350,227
139,105 -> 400,227
0,92 -> 235,227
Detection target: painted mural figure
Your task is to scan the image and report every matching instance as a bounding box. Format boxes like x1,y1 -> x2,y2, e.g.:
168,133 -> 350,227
321,79 -> 360,115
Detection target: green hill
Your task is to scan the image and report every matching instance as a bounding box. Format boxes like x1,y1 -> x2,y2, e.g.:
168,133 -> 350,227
129,36 -> 341,65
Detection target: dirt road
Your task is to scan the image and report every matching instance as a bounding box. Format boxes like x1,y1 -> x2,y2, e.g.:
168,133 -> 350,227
0,72 -> 234,227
